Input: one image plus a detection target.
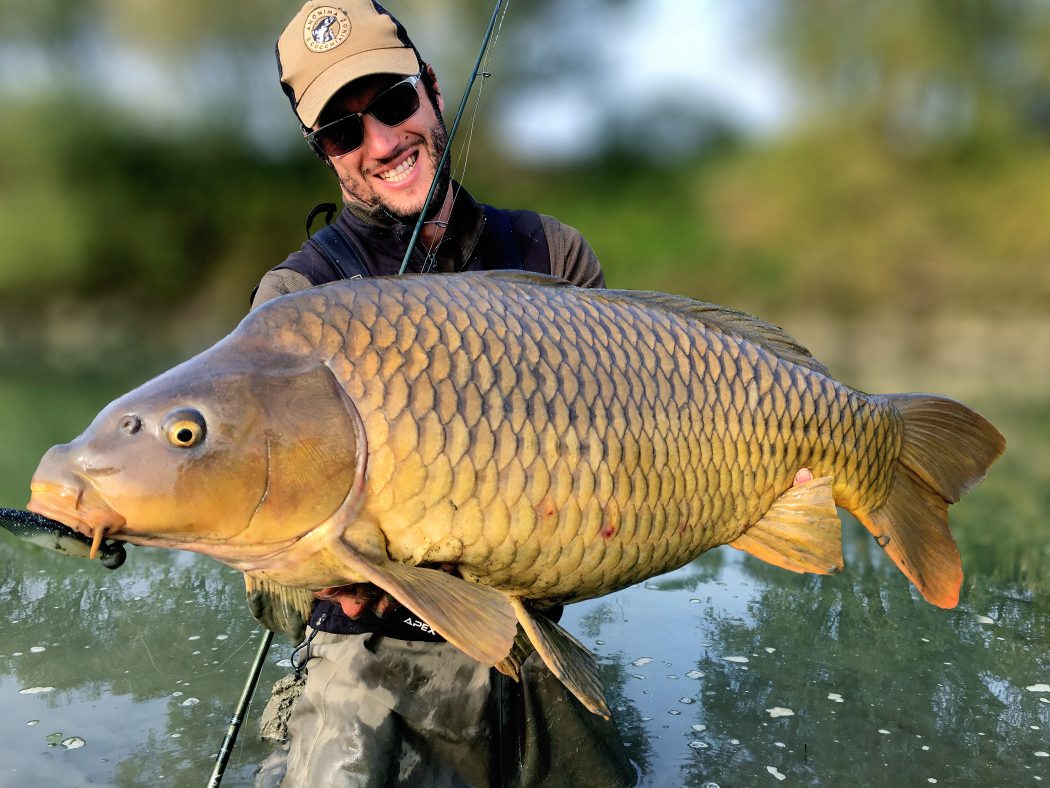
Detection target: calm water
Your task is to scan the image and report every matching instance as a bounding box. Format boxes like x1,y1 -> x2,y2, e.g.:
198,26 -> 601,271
0,320 -> 1047,787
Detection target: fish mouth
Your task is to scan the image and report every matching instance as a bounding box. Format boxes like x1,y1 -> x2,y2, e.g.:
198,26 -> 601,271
27,481 -> 126,560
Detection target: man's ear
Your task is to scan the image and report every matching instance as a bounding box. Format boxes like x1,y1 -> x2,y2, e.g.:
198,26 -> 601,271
425,63 -> 444,114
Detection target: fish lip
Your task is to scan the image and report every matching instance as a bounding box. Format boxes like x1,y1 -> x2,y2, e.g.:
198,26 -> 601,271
27,481 -> 126,539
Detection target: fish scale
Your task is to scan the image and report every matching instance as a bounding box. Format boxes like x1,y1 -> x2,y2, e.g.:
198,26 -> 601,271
28,271 -> 1004,715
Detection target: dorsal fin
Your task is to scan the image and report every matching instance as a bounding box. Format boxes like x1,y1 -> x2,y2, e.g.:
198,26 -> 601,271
467,271 -> 828,375
601,289 -> 829,375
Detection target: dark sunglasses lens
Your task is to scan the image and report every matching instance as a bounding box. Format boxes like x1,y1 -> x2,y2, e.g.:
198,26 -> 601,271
370,81 -> 420,127
315,115 -> 364,157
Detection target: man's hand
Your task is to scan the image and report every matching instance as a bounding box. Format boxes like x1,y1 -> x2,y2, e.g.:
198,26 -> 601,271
793,468 -> 814,485
313,584 -> 396,619
313,564 -> 457,619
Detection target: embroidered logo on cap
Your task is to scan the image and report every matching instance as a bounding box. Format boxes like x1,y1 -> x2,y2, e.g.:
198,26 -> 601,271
303,7 -> 352,53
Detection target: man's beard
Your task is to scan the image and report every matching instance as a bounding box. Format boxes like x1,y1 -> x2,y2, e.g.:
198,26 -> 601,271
338,117 -> 452,226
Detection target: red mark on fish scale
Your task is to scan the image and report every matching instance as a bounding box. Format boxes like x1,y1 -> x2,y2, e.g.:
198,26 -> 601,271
536,497 -> 556,518
677,520 -> 688,534
600,522 -> 617,540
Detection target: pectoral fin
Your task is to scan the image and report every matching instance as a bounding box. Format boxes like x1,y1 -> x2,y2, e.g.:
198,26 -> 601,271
511,597 -> 611,718
328,541 -> 517,666
244,574 -> 315,643
729,476 -> 843,574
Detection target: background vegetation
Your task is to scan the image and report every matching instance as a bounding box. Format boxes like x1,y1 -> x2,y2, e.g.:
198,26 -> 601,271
2,0 -> 1049,365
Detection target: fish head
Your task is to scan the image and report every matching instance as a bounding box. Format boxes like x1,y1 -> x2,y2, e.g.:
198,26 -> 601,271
27,343 -> 364,563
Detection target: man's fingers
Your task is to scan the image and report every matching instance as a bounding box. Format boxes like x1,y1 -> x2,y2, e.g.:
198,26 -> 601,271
793,468 -> 814,486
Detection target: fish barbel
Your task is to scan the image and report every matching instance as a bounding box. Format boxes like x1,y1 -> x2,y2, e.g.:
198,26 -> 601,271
26,272 -> 1005,716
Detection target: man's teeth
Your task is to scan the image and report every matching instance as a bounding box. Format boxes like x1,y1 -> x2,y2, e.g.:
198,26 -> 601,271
378,153 -> 418,183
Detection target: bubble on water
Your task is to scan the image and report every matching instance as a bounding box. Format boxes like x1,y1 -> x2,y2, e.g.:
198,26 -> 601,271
1040,699 -> 1050,705
641,716 -> 652,722
172,691 -> 184,697
689,598 -> 701,604
171,733 -> 182,738
828,693 -> 844,703
1035,752 -> 1049,758
766,708 -> 794,718
61,737 -> 85,750
30,646 -> 45,653
679,697 -> 695,704
724,656 -> 749,664
631,674 -> 646,680
668,710 -> 681,716
216,634 -> 229,641
1031,726 -> 1041,730
730,738 -> 740,745
26,720 -> 38,726
686,670 -> 704,679
192,651 -> 201,655
276,659 -> 293,668
765,648 -> 776,653
878,729 -> 891,735
181,698 -> 200,707
691,724 -> 707,733
667,674 -> 679,680
595,640 -> 605,645
187,636 -> 201,641
688,740 -> 708,750
632,657 -> 653,667
12,652 -> 23,657
921,638 -> 930,643
766,766 -> 786,781
974,614 -> 995,624
19,687 -> 54,695
927,779 -> 938,784
1026,684 -> 1050,693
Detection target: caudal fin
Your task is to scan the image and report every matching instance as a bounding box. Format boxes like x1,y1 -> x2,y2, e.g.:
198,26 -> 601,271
855,394 -> 1005,609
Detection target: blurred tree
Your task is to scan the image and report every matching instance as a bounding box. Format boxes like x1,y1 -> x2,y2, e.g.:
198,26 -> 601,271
765,0 -> 1050,151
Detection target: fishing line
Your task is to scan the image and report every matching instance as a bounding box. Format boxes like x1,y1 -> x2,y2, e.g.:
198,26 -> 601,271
135,628 -> 259,680
421,1 -> 513,274
399,0 -> 511,275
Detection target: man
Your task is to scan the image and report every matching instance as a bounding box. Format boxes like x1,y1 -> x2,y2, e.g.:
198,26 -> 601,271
251,2 -> 635,786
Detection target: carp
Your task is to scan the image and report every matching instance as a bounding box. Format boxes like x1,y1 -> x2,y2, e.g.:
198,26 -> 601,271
26,272 -> 1005,716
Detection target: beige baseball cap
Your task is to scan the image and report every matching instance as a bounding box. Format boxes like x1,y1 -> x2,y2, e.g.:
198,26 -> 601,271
277,1 -> 421,128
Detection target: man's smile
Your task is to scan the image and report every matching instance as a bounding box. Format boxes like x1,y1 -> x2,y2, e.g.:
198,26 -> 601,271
374,150 -> 420,186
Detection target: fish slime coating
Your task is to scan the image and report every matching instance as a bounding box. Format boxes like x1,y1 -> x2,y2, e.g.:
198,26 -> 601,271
27,272 -> 1005,715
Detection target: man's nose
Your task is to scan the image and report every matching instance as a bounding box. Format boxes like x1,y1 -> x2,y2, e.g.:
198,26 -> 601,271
361,114 -> 402,159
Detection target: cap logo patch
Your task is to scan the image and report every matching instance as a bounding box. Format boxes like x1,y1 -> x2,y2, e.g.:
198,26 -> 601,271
304,7 -> 352,53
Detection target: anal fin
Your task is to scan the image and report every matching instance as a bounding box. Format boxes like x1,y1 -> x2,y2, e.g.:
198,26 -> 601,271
328,541 -> 517,666
494,625 -> 536,682
729,476 -> 843,574
511,597 -> 611,719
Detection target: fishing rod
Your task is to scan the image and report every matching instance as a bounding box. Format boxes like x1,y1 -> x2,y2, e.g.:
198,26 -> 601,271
207,628 -> 274,788
398,0 -> 508,275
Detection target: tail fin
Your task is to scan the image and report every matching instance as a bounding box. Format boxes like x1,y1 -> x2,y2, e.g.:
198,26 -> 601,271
855,394 -> 1005,609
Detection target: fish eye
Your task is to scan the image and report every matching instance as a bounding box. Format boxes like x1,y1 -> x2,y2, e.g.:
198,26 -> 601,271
162,408 -> 207,449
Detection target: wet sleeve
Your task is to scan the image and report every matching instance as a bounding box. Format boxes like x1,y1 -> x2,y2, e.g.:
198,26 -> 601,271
250,268 -> 314,310
538,214 -> 605,289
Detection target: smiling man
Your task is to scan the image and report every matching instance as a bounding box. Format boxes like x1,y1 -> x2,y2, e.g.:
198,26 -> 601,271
250,2 -> 635,786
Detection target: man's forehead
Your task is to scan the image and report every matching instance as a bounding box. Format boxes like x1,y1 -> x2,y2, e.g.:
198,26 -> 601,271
319,73 -> 406,120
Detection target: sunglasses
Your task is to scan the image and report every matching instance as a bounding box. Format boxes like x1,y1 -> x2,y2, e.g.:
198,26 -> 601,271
306,72 -> 423,158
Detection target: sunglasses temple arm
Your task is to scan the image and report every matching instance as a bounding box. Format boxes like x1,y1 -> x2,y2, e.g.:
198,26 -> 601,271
398,0 -> 506,275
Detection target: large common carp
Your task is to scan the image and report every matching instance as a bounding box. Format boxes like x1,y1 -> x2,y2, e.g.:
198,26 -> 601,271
27,272 -> 1004,716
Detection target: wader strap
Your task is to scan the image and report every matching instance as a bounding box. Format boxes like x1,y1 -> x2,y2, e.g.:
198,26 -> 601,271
309,223 -> 371,281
